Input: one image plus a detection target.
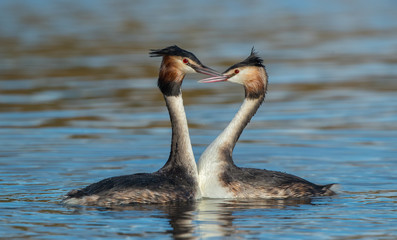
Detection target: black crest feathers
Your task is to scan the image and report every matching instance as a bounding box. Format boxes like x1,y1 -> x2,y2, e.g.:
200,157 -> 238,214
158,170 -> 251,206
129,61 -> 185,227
224,47 -> 264,73
149,45 -> 202,65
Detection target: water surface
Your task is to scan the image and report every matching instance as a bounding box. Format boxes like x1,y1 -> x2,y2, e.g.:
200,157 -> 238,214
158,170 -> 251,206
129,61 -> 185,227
1,0 -> 397,239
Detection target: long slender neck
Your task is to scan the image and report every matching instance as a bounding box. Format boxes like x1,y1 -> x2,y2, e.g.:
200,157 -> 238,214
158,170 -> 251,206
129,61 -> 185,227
199,94 -> 264,167
160,94 -> 197,178
156,60 -> 198,182
199,67 -> 268,169
217,96 -> 263,156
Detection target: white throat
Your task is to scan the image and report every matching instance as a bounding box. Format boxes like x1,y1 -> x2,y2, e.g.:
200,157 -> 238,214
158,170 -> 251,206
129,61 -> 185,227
197,98 -> 260,197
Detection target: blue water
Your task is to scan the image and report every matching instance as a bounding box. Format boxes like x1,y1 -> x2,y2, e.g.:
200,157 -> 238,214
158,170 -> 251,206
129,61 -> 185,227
1,0 -> 397,239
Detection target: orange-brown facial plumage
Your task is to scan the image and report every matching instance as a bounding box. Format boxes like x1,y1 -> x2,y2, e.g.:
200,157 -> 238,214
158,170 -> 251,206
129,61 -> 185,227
157,56 -> 189,96
242,67 -> 267,99
159,56 -> 186,84
224,66 -> 268,99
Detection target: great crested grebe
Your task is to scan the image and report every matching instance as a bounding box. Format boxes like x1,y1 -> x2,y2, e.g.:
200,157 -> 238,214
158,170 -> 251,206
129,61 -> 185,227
62,45 -> 222,206
197,49 -> 335,199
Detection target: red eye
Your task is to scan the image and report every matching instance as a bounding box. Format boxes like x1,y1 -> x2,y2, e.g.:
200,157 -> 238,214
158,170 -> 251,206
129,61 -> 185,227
183,59 -> 189,64
234,69 -> 240,74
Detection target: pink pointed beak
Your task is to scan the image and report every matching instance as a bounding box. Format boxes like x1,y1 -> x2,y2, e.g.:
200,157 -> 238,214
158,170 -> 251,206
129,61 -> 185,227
198,75 -> 229,83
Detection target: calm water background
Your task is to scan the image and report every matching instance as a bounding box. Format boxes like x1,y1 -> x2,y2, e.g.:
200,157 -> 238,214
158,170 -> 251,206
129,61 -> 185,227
1,0 -> 396,239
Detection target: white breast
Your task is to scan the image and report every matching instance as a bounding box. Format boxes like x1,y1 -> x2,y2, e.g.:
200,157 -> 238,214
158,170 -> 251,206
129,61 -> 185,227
198,144 -> 234,198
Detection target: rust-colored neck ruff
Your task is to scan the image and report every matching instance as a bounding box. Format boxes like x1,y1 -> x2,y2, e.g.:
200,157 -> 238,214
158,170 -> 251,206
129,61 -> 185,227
158,56 -> 185,96
244,67 -> 267,100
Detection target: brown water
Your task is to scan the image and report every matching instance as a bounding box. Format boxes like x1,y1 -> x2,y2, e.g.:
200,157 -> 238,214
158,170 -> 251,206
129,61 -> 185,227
1,0 -> 397,239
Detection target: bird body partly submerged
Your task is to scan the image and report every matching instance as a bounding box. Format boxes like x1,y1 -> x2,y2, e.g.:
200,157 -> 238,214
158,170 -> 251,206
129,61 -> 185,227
62,46 -> 222,207
198,49 -> 335,199
62,94 -> 199,207
63,167 -> 197,206
200,163 -> 334,199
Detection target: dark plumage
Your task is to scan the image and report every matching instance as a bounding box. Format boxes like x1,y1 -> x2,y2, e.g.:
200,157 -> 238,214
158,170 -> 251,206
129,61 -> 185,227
150,45 -> 203,65
224,47 -> 264,73
64,167 -> 196,205
220,165 -> 335,198
62,45 -> 221,206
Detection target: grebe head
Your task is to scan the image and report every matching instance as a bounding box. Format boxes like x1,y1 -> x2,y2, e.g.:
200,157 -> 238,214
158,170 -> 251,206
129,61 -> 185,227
150,45 -> 221,76
199,48 -> 268,99
150,45 -> 222,96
